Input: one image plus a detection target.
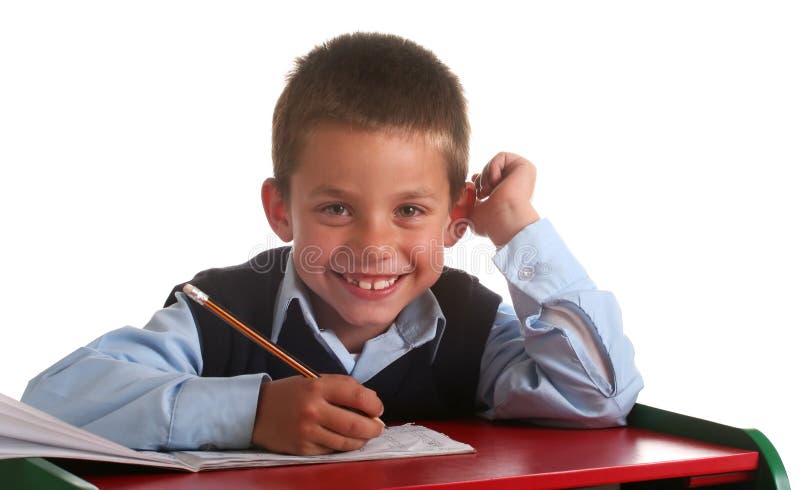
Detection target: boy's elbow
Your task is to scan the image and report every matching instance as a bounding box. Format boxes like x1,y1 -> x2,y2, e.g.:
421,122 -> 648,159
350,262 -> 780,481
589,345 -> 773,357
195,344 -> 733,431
21,376 -> 52,410
545,399 -> 632,429
576,399 -> 632,429
551,372 -> 644,429
21,377 -> 74,420
579,375 -> 644,428
488,377 -> 643,429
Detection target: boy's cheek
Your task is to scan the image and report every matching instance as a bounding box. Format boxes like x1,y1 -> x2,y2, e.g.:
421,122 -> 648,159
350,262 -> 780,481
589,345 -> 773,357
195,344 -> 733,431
407,242 -> 446,276
293,249 -> 327,276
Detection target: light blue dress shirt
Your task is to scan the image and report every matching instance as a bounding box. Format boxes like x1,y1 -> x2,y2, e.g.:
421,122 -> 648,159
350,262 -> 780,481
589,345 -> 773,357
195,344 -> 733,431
22,219 -> 643,450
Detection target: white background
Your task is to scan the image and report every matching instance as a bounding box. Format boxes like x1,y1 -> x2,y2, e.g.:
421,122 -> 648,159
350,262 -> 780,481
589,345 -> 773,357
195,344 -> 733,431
1,0 -> 797,481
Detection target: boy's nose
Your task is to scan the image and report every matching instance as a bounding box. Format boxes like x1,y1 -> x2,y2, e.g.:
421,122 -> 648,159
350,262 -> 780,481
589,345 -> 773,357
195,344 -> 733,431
350,219 -> 397,263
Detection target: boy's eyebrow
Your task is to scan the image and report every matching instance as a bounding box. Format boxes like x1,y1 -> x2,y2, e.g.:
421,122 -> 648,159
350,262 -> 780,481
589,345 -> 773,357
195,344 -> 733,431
309,185 -> 439,200
392,187 -> 438,200
308,185 -> 349,198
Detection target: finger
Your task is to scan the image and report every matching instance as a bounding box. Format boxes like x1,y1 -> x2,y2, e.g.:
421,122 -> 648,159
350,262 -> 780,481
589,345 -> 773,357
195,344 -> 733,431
477,167 -> 491,199
469,173 -> 485,198
309,423 -> 371,453
477,153 -> 504,199
482,152 -> 529,199
321,375 -> 384,418
292,438 -> 336,456
486,152 -> 507,187
320,403 -> 384,440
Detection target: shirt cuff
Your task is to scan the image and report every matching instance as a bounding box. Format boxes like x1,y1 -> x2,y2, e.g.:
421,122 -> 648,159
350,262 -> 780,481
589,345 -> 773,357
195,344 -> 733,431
493,218 -> 592,303
168,373 -> 265,450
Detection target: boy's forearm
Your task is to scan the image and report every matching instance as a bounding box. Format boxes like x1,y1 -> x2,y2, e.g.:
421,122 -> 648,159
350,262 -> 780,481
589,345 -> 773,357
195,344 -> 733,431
21,345 -> 264,451
479,218 -> 643,426
21,296 -> 264,451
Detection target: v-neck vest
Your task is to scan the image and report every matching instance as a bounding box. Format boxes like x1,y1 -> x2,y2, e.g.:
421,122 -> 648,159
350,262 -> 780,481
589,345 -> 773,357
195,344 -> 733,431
165,247 -> 502,422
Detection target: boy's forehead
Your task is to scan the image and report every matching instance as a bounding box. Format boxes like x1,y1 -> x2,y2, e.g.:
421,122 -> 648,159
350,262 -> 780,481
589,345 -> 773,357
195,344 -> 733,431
307,182 -> 440,200
291,122 -> 450,189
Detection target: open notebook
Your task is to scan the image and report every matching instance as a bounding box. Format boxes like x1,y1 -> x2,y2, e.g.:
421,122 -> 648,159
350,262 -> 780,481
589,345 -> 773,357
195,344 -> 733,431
0,393 -> 474,472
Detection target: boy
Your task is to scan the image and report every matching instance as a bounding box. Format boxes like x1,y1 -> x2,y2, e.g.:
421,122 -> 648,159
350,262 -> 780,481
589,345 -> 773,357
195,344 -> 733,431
22,32 -> 643,455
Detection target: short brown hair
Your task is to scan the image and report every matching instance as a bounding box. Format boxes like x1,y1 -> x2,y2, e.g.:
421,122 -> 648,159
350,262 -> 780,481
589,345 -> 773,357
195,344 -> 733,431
272,32 -> 469,203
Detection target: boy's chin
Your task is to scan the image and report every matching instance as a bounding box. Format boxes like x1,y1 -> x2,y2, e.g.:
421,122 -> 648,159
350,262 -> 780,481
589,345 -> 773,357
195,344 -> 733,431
338,309 -> 400,331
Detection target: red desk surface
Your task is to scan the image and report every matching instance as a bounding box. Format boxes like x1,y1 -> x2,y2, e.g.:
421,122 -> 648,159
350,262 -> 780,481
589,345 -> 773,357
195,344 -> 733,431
77,419 -> 759,489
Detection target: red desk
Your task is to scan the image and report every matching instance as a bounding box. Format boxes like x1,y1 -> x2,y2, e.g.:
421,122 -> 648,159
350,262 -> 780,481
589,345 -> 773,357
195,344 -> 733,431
73,418 -> 760,489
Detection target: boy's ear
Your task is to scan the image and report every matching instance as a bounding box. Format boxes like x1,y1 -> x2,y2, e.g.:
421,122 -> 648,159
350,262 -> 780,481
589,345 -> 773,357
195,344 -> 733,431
444,181 -> 476,247
261,178 -> 293,242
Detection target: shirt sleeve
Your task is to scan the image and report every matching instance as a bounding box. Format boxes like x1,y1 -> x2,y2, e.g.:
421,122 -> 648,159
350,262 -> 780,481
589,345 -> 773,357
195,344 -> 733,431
477,218 -> 644,428
20,292 -> 264,450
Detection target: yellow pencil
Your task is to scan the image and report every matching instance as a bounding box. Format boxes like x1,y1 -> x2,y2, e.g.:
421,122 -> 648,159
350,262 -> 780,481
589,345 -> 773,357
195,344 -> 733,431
183,284 -> 318,378
182,284 -> 383,425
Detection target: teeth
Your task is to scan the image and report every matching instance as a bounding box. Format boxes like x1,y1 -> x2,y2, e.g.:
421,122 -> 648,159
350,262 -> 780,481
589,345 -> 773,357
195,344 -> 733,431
345,276 -> 399,290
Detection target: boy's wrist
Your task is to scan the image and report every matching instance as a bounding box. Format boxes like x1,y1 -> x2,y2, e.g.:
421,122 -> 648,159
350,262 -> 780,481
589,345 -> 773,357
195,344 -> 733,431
487,202 -> 540,246
170,374 -> 264,450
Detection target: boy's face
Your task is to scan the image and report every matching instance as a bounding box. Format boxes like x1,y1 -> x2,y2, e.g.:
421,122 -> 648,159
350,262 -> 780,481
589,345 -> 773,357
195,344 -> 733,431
263,122 -> 472,339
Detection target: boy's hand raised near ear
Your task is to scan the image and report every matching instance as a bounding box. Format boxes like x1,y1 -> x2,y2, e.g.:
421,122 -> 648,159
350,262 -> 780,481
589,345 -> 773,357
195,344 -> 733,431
251,375 -> 384,455
470,152 -> 540,246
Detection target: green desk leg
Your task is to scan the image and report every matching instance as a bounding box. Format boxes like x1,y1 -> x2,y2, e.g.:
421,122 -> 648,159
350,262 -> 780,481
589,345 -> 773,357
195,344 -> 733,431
0,458 -> 98,490
628,404 -> 790,490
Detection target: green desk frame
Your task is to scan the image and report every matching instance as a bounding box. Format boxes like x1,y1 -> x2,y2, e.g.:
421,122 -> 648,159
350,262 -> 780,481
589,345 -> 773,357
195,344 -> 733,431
0,457 -> 97,490
625,404 -> 789,489
0,404 -> 790,489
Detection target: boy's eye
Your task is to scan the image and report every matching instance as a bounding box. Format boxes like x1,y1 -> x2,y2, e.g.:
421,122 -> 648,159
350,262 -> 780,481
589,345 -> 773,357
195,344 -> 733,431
322,203 -> 350,216
397,205 -> 422,218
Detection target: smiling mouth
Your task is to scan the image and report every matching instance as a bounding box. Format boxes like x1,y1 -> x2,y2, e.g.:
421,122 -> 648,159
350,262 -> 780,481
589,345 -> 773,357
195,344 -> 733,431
336,272 -> 402,291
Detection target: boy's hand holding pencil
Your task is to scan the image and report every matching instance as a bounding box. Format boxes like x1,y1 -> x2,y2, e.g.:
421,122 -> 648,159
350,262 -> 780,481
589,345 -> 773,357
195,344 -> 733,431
252,374 -> 384,455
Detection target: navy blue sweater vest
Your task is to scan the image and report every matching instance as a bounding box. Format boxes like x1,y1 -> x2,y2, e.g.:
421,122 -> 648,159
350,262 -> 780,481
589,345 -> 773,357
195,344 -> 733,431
165,247 -> 502,422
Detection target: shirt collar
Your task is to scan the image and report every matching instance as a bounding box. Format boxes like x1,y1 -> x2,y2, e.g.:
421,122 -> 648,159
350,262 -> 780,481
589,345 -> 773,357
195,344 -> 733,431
271,251 -> 322,342
271,248 -> 448,363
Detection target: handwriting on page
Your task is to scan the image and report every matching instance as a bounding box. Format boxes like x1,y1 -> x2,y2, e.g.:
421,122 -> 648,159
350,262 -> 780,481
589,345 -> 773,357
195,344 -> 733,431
357,424 -> 443,452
